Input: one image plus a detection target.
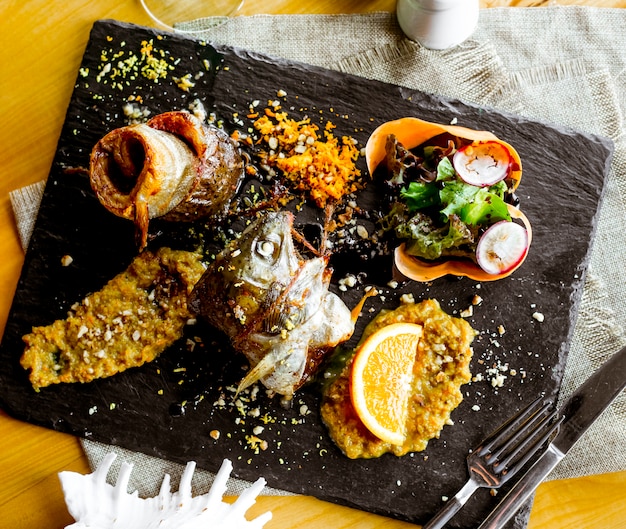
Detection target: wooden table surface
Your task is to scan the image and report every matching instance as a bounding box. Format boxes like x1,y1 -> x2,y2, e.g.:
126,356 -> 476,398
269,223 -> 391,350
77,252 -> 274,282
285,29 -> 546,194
2,1 -> 625,528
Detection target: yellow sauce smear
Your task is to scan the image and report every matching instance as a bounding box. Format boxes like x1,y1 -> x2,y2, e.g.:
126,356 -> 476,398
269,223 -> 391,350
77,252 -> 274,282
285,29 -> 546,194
321,299 -> 476,459
253,108 -> 361,208
20,247 -> 206,391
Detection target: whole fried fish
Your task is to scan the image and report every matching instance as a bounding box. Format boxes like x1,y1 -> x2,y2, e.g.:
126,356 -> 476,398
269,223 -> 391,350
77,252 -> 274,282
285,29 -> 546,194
189,211 -> 356,397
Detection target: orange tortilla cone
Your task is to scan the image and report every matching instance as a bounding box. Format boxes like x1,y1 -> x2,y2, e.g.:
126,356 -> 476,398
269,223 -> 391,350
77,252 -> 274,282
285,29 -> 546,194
365,116 -> 522,190
366,116 -> 528,282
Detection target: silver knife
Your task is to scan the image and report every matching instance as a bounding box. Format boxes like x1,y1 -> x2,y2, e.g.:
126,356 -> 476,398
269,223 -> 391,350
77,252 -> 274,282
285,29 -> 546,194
477,344 -> 626,529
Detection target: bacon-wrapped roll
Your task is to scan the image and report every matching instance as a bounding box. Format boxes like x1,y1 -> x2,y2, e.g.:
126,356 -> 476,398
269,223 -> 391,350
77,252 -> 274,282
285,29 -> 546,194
89,111 -> 244,249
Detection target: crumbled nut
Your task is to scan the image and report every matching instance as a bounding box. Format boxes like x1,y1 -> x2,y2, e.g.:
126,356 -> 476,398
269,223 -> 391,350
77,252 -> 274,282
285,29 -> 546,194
532,312 -> 545,322
61,255 -> 74,267
400,293 -> 415,304
356,225 -> 369,239
339,274 -> 357,289
210,429 -> 220,440
491,374 -> 506,388
460,306 -> 473,318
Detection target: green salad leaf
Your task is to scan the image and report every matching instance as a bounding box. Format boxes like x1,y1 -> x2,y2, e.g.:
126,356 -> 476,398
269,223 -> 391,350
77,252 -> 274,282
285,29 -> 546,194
439,181 -> 479,219
461,188 -> 511,225
396,213 -> 476,261
436,157 -> 456,181
489,180 -> 508,198
440,181 -> 511,225
400,182 -> 441,212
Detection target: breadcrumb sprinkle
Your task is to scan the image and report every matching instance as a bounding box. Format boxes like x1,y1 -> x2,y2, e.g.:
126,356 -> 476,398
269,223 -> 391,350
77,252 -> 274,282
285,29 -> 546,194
253,107 -> 362,208
20,248 -> 206,390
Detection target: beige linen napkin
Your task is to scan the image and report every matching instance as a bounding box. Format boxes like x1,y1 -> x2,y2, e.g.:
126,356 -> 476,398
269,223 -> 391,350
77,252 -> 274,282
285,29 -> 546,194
10,6 -> 626,494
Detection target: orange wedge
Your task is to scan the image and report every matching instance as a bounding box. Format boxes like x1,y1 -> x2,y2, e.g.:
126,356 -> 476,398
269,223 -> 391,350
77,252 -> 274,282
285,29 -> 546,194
350,322 -> 423,445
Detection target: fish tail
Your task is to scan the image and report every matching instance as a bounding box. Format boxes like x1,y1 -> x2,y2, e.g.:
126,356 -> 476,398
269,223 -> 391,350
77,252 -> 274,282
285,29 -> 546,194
236,355 -> 277,396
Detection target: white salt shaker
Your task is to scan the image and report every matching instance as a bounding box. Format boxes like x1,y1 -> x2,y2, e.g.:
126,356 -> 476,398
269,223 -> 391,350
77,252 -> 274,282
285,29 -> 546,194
396,0 -> 479,50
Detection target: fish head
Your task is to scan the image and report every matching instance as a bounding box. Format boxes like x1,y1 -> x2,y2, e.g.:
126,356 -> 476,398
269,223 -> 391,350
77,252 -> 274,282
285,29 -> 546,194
190,210 -> 303,332
230,210 -> 300,290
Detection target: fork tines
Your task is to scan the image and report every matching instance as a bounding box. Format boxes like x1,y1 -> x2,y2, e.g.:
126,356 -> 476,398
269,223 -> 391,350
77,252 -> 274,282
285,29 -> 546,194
477,397 -> 563,479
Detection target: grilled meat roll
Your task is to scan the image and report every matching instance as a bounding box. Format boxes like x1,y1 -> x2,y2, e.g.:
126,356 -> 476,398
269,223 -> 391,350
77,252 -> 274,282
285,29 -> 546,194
89,111 -> 244,249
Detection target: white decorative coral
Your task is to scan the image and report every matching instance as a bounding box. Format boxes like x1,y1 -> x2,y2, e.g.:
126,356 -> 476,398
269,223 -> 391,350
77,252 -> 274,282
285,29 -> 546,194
58,453 -> 272,529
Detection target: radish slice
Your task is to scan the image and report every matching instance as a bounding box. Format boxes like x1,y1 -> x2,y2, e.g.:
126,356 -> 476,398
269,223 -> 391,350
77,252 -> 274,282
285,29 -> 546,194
476,221 -> 529,275
453,141 -> 512,187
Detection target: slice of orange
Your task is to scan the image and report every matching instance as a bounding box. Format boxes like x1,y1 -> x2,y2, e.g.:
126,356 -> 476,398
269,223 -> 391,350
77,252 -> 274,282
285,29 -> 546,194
350,322 -> 423,445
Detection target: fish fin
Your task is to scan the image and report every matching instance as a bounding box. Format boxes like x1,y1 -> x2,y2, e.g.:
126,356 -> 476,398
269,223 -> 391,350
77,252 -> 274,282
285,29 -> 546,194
236,355 -> 276,396
350,288 -> 378,324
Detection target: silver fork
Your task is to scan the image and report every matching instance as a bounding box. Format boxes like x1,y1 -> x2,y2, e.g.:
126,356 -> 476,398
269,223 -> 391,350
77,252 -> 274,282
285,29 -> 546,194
422,397 -> 563,529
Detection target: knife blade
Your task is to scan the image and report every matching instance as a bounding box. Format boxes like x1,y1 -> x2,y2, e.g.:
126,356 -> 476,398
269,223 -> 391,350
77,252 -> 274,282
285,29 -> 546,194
477,344 -> 626,529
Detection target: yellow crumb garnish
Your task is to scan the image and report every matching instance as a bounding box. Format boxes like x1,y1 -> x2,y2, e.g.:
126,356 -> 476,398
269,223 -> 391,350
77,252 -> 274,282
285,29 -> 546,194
174,73 -> 195,92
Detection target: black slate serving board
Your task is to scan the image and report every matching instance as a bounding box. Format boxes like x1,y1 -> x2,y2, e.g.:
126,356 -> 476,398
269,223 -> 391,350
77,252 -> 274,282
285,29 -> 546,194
0,20 -> 613,528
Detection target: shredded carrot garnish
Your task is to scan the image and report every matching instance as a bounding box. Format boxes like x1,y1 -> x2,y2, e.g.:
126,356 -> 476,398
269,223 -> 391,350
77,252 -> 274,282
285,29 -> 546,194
253,110 -> 361,208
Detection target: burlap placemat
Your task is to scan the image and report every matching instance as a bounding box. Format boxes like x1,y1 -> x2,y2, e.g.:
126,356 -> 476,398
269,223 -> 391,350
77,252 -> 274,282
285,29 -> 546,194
9,6 -> 626,496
